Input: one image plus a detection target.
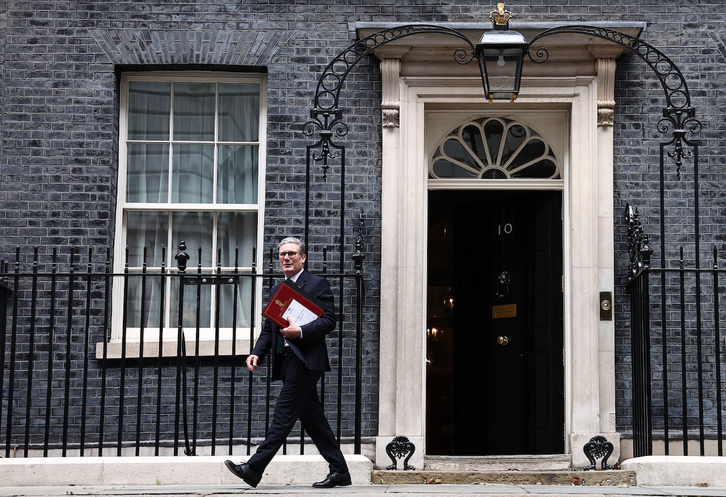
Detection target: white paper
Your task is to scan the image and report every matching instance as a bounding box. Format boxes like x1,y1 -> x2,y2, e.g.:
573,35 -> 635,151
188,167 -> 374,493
282,299 -> 319,327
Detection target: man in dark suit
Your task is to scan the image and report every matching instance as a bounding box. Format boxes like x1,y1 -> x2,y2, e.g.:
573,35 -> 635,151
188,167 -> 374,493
225,237 -> 351,488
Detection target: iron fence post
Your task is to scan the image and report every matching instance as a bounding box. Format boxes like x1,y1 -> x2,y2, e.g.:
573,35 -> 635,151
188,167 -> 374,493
174,241 -> 192,456
352,213 -> 366,454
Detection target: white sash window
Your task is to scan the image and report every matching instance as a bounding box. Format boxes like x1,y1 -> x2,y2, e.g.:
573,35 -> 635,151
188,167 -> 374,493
108,72 -> 266,356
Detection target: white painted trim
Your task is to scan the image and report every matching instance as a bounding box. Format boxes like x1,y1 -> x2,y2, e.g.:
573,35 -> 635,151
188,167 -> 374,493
378,71 -> 615,465
428,179 -> 564,190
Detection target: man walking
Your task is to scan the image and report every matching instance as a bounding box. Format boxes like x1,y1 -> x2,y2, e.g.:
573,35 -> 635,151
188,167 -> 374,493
225,237 -> 351,488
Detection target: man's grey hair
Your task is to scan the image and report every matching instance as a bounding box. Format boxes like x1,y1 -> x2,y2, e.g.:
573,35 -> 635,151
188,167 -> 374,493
278,237 -> 306,255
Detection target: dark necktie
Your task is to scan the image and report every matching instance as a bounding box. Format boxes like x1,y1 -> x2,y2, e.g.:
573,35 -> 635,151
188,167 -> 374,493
275,333 -> 285,354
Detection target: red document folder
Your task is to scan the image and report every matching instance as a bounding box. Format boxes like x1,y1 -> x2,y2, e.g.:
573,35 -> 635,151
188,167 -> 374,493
262,279 -> 324,328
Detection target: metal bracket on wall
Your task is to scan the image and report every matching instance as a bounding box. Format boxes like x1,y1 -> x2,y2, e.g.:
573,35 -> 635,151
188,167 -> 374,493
385,436 -> 416,471
582,435 -> 615,471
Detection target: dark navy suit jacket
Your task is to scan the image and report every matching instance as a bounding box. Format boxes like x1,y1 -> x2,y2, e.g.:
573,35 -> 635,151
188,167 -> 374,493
251,270 -> 336,380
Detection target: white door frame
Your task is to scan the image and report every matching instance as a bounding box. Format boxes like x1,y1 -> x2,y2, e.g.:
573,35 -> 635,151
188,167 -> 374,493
374,71 -> 619,469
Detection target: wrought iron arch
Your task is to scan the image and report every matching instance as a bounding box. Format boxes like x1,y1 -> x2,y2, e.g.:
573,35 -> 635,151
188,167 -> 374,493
311,25 -> 475,113
302,25 -> 477,249
528,25 -> 702,175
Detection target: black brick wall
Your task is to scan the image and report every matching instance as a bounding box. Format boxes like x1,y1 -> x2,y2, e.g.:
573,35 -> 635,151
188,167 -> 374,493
612,2 -> 726,435
1,0 -> 726,449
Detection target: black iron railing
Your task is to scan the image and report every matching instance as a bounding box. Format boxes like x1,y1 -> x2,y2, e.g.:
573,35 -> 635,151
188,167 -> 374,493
0,238 -> 366,458
627,207 -> 726,457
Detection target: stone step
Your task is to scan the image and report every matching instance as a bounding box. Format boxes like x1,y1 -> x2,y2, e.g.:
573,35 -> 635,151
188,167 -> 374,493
371,469 -> 636,487
424,454 -> 573,472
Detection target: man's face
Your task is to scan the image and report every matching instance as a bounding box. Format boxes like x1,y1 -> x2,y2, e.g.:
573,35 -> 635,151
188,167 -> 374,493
278,242 -> 306,278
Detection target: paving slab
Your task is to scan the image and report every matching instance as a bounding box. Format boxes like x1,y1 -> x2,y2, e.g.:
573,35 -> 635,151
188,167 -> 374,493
0,485 -> 725,497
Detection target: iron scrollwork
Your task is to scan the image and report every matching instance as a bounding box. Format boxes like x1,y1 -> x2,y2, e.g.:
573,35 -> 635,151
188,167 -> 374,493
304,25 -> 476,181
625,203 -> 653,282
386,436 -> 416,471
352,211 -> 366,275
528,25 -> 701,177
312,25 -> 474,113
582,435 -> 615,471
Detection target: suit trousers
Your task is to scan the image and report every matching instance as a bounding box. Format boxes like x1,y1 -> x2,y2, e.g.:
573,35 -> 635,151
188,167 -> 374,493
247,353 -> 348,475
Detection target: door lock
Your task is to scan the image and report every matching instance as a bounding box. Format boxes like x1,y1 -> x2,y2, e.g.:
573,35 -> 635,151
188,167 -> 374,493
497,335 -> 510,346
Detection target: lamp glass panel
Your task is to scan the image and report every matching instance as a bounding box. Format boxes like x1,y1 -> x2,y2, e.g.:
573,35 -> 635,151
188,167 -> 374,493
482,48 -> 523,93
479,47 -> 524,95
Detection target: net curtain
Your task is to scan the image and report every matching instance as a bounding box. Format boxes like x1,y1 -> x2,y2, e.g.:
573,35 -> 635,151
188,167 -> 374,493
123,80 -> 259,333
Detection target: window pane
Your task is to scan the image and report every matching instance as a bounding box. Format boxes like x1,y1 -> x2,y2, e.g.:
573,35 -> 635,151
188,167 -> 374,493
219,277 -> 251,329
126,274 -> 166,330
127,144 -> 169,203
512,139 -> 546,168
172,144 -> 214,203
217,145 -> 258,204
513,159 -> 558,179
172,212 -> 214,268
217,212 -> 257,267
169,277 -> 211,329
218,83 -> 259,142
502,125 -> 528,163
443,139 -> 479,170
432,158 -> 477,178
462,124 -> 486,160
217,212 -> 256,329
174,82 -> 215,141
126,211 -> 169,267
128,82 -> 171,141
170,211 -> 214,328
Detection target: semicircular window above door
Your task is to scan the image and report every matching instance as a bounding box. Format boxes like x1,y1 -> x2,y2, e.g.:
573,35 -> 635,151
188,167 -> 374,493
429,117 -> 561,180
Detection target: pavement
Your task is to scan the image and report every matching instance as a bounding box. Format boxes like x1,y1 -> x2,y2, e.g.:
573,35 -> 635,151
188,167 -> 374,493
3,455 -> 726,496
1,484 -> 726,497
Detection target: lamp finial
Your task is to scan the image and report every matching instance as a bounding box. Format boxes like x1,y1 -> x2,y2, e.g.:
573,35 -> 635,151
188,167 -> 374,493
490,3 -> 513,29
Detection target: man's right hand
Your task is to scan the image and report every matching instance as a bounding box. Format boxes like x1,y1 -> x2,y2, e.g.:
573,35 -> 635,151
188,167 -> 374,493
246,354 -> 259,372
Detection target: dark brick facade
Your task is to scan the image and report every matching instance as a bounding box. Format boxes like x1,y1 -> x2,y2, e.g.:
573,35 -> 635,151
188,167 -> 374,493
1,0 -> 726,451
611,2 -> 726,435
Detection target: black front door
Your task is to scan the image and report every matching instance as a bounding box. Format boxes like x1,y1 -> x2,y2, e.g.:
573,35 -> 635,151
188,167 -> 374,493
426,190 -> 564,455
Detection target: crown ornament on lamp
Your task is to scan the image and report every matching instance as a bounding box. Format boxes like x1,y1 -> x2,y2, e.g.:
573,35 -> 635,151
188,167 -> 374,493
490,2 -> 513,26
475,3 -> 529,103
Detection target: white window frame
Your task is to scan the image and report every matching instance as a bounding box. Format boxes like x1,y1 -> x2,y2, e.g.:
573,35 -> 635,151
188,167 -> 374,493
100,71 -> 267,358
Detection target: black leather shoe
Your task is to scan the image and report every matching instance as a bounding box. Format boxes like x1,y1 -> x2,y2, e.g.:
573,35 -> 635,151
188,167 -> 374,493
312,471 -> 352,488
224,460 -> 262,488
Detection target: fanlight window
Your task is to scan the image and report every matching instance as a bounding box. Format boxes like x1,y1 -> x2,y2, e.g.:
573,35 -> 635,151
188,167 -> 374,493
430,117 -> 561,179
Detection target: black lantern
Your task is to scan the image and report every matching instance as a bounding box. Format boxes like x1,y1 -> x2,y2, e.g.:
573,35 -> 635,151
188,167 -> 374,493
476,3 -> 529,103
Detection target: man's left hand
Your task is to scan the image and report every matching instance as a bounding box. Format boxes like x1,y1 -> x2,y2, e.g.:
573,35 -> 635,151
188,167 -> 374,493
281,318 -> 301,340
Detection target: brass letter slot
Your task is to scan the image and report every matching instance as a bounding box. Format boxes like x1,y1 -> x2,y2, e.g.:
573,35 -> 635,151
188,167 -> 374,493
492,303 -> 517,319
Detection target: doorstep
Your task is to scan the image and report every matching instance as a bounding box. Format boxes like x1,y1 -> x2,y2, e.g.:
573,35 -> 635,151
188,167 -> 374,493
424,454 -> 573,471
372,469 -> 636,486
